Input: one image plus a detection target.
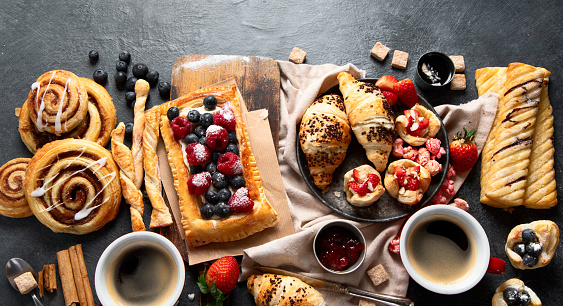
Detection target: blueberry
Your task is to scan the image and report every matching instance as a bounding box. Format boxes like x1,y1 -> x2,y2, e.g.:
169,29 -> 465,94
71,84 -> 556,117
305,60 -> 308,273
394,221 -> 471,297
158,81 -> 171,99
217,188 -> 231,202
125,122 -> 134,136
503,288 -> 519,305
116,60 -> 128,72
228,132 -> 238,144
204,190 -> 219,204
125,92 -> 136,106
88,50 -> 99,64
230,175 -> 245,189
513,243 -> 527,257
200,203 -> 215,219
194,125 -> 207,138
199,136 -> 207,146
125,77 -> 138,91
184,133 -> 199,144
93,69 -> 108,84
211,151 -> 223,163
522,228 -> 536,243
146,70 -> 159,86
522,254 -> 538,267
200,113 -> 214,128
212,172 -> 228,190
187,110 -> 201,123
114,71 -> 127,86
167,106 -> 180,121
203,95 -> 218,110
225,143 -> 239,155
205,162 -> 217,174
526,242 -> 542,257
517,291 -> 531,305
215,202 -> 230,218
119,50 -> 131,63
190,165 -> 204,174
132,63 -> 149,79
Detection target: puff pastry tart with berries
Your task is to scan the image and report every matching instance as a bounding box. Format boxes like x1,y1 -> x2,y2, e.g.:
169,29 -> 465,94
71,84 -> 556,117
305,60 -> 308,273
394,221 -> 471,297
343,165 -> 385,207
395,103 -> 441,146
147,84 -> 278,247
384,159 -> 431,205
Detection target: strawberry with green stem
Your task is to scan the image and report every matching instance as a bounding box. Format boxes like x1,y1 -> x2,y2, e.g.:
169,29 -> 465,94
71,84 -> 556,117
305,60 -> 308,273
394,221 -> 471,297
197,256 -> 240,306
449,127 -> 478,172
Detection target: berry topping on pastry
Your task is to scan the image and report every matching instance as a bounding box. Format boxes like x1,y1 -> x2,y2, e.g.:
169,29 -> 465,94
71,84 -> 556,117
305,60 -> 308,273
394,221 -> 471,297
185,143 -> 211,166
505,220 -> 559,270
170,116 -> 191,140
230,175 -> 246,189
167,106 -> 180,121
217,152 -> 242,177
205,125 -> 229,151
214,105 -> 236,131
187,171 -> 211,196
343,165 -> 385,207
187,109 -> 201,123
203,95 -> 218,110
229,187 -> 254,214
404,109 -> 430,137
212,172 -> 228,189
384,159 -> 431,205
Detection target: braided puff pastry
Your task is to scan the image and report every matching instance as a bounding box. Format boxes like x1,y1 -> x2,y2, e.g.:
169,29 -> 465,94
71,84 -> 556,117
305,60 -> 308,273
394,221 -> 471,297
154,84 -> 278,247
384,159 -> 430,205
395,103 -> 440,146
24,139 -> 121,234
337,72 -> 395,172
0,158 -> 32,218
492,278 -> 541,306
299,94 -> 351,190
247,274 -> 326,306
505,220 -> 559,270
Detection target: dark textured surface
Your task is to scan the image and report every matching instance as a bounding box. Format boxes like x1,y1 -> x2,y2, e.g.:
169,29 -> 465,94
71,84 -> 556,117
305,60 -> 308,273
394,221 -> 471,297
0,1 -> 561,305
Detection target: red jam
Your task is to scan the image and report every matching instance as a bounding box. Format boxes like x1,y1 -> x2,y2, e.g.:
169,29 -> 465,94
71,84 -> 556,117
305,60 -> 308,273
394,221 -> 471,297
315,226 -> 365,271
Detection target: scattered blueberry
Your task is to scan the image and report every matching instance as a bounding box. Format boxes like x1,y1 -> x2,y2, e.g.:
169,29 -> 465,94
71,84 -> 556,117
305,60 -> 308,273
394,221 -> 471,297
190,165 -> 204,174
217,188 -> 231,202
167,106 -> 180,121
225,143 -> 239,155
88,50 -> 99,64
187,110 -> 201,123
116,60 -> 128,72
230,175 -> 245,189
124,122 -> 134,136
211,151 -> 223,163
145,70 -> 159,86
503,288 -> 519,305
517,291 -> 531,305
125,77 -> 138,91
228,132 -> 237,144
184,133 -> 199,144
114,71 -> 127,86
158,81 -> 171,99
513,243 -> 527,257
205,162 -> 217,174
132,63 -> 149,79
194,125 -> 207,138
93,69 -> 108,84
522,254 -> 538,267
199,136 -> 207,146
215,202 -> 230,218
203,95 -> 218,110
119,50 -> 131,63
526,242 -> 542,257
125,92 -> 136,107
212,172 -> 228,190
200,113 -> 214,128
522,229 -> 537,243
205,190 -> 219,204
200,203 -> 215,219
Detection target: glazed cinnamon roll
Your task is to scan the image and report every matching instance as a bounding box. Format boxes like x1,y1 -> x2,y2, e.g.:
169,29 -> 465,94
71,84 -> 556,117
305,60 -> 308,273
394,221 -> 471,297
25,70 -> 89,135
24,139 -> 122,234
0,158 -> 32,218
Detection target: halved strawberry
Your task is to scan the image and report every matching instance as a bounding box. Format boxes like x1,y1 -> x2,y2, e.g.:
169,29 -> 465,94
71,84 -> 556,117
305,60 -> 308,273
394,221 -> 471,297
404,177 -> 420,191
348,181 -> 369,196
404,109 -> 419,120
381,90 -> 398,106
375,75 -> 399,91
352,169 -> 369,184
367,173 -> 380,188
394,166 -> 407,183
409,117 -> 430,137
393,79 -> 418,108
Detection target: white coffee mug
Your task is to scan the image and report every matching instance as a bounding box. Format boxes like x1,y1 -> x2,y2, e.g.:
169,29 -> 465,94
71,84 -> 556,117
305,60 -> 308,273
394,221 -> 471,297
400,205 -> 504,295
95,231 -> 185,305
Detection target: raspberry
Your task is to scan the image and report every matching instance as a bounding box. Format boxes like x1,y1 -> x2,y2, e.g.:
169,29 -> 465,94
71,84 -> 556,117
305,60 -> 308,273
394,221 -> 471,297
217,152 -> 242,177
170,116 -> 191,140
228,187 -> 254,214
187,171 -> 211,195
185,143 -> 211,166
213,106 -> 236,131
206,125 -> 229,151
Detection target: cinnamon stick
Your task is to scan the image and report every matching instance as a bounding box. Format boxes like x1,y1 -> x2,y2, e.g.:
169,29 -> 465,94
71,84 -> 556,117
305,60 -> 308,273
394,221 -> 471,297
44,264 -> 57,292
56,249 -> 79,306
38,269 -> 44,298
75,244 -> 95,306
69,245 -> 87,306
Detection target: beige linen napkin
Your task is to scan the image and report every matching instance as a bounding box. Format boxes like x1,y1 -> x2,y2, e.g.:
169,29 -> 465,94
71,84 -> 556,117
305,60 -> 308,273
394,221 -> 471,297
241,61 -> 498,305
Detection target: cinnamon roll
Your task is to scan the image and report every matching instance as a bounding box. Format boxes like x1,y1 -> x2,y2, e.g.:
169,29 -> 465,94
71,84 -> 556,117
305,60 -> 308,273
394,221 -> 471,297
0,158 -> 32,218
24,139 -> 121,234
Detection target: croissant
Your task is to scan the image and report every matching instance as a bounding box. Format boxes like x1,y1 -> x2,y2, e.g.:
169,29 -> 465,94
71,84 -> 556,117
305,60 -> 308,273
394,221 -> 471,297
337,72 -> 395,172
247,274 -> 326,306
299,94 -> 351,190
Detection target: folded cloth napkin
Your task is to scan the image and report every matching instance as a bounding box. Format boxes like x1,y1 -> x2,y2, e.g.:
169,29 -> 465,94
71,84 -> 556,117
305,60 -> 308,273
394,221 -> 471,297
241,61 -> 498,305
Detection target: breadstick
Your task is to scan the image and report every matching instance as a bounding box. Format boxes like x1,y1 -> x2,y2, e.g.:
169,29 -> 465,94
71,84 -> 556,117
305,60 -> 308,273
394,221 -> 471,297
143,108 -> 173,228
111,122 -> 145,231
132,79 -> 149,189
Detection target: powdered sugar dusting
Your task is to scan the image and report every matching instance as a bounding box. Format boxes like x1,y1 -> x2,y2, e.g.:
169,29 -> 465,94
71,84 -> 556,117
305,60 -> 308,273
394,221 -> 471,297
232,159 -> 243,175
220,106 -> 235,121
206,124 -> 224,134
191,172 -> 211,186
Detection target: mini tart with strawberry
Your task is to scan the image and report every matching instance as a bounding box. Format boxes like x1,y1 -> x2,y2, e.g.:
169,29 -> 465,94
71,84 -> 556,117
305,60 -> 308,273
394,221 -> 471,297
151,84 -> 278,247
384,159 -> 431,205
395,103 -> 441,146
343,165 -> 385,207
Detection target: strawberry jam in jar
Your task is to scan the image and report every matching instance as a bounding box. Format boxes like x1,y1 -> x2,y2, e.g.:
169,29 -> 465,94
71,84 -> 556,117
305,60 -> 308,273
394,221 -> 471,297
314,222 -> 366,273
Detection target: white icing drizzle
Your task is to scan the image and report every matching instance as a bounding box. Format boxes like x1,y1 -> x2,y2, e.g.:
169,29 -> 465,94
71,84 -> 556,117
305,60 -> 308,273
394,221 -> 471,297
39,200 -> 64,213
54,78 -> 71,135
35,71 -> 56,132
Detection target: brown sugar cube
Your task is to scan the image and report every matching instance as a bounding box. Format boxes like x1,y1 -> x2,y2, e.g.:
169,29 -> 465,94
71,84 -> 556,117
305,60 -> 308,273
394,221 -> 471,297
359,300 -> 376,306
391,50 -> 409,69
14,272 -> 38,294
370,42 -> 390,61
367,264 -> 389,286
449,55 -> 465,72
288,47 -> 307,64
450,74 -> 466,90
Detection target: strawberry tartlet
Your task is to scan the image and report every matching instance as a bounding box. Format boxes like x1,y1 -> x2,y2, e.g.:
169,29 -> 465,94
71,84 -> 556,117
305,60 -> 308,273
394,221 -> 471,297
343,165 -> 385,207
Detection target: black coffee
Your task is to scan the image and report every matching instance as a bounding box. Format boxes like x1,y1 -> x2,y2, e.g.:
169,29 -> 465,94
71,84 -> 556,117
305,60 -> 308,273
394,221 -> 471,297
106,243 -> 177,305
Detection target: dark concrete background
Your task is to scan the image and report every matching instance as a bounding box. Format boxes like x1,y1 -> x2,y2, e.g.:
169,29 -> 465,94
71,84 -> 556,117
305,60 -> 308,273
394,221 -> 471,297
1,1 -> 561,305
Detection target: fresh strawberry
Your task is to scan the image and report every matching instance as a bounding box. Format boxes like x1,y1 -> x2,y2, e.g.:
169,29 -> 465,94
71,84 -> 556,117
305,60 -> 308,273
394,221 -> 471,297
375,75 -> 399,91
381,90 -> 398,106
404,177 -> 420,191
394,166 -> 407,183
392,79 -> 418,108
198,256 -> 240,306
449,127 -> 478,172
352,168 -> 369,184
228,187 -> 254,213
409,117 -> 430,137
366,173 -> 380,188
348,180 -> 369,196
404,109 -> 419,120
